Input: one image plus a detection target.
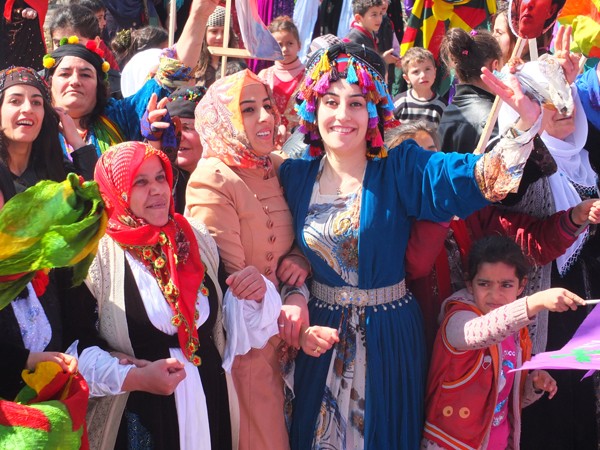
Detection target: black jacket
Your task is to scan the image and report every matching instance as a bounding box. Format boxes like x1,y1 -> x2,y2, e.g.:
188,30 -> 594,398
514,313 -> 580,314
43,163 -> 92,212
438,84 -> 497,154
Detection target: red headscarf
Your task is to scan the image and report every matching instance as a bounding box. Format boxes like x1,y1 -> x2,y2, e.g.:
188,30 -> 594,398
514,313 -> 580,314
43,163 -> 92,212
94,142 -> 205,366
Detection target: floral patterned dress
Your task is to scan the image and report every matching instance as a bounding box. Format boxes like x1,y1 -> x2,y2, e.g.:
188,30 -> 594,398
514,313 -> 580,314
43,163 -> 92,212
294,161 -> 414,449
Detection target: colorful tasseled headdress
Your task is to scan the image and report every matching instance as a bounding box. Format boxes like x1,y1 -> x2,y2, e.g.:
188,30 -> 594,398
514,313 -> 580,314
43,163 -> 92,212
0,66 -> 51,103
296,42 -> 399,159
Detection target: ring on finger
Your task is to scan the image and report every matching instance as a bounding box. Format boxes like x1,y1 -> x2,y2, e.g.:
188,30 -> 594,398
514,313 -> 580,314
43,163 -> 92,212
314,345 -> 321,354
278,322 -> 285,328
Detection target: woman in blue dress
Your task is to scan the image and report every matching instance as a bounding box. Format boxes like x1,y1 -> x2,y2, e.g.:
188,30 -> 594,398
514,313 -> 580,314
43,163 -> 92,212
279,42 -> 543,450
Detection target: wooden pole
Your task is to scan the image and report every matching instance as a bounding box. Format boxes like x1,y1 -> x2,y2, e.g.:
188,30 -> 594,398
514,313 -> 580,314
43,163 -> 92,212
168,0 -> 177,47
528,38 -> 539,61
473,37 -> 526,155
220,0 -> 232,79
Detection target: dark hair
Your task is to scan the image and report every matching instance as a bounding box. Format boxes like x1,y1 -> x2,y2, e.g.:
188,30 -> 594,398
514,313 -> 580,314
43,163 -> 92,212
196,23 -> 240,84
439,28 -> 502,83
466,235 -> 530,282
385,120 -> 441,150
0,90 -> 66,183
49,4 -> 101,41
78,0 -> 105,14
268,16 -> 300,44
352,0 -> 385,16
111,26 -> 168,68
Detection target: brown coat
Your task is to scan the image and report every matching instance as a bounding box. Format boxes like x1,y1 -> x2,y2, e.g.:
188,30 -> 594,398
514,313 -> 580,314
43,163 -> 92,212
186,153 -> 295,286
186,153 -> 293,450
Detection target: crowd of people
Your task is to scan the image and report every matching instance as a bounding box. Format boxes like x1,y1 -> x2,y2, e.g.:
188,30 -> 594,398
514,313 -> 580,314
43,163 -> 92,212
0,0 -> 599,449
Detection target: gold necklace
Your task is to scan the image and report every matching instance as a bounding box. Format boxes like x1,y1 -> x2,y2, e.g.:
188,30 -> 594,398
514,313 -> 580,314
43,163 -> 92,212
324,160 -> 366,196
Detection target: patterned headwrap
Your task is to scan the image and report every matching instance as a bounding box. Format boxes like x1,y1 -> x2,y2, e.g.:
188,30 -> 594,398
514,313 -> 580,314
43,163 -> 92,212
195,69 -> 280,171
206,6 -> 226,27
42,36 -> 110,79
0,67 -> 51,103
297,42 -> 398,158
94,142 -> 206,366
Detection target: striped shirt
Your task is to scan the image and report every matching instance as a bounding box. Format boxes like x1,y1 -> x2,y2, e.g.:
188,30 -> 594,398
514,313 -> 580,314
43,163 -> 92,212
393,89 -> 446,125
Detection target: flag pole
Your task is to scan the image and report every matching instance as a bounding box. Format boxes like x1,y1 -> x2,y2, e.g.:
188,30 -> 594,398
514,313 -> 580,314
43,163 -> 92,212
168,0 -> 177,47
473,37 -> 526,155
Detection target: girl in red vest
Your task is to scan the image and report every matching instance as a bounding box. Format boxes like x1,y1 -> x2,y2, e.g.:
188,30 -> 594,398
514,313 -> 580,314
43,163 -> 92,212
423,235 -> 589,450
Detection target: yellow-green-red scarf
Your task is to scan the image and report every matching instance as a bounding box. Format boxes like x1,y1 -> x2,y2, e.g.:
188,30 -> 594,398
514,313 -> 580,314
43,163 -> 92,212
0,173 -> 107,309
0,361 -> 89,449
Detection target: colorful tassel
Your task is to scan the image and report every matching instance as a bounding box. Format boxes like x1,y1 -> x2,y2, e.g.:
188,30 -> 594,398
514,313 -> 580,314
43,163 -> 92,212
309,145 -> 322,157
367,101 -> 378,119
296,101 -> 315,122
346,60 -> 358,84
359,66 -> 373,90
370,129 -> 384,148
313,74 -> 330,94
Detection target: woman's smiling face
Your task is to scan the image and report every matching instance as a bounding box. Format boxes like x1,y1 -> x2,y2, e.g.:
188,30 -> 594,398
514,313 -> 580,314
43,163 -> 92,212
240,83 -> 276,156
129,156 -> 171,226
1,84 -> 45,145
316,78 -> 369,156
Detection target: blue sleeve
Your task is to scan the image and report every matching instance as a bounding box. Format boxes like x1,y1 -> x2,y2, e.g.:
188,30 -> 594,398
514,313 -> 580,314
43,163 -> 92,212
104,78 -> 168,141
388,140 -> 490,221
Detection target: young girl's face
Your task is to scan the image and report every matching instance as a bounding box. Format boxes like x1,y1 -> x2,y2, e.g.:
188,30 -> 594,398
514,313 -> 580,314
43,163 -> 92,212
272,30 -> 300,64
467,261 -> 525,314
206,26 -> 224,47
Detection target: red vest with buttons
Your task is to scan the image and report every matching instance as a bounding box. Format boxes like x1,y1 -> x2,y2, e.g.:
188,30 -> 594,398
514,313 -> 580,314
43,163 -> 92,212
423,300 -> 531,450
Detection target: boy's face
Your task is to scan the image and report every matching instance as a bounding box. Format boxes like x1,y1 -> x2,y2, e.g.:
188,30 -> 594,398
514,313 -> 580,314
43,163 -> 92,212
355,6 -> 385,34
403,59 -> 436,91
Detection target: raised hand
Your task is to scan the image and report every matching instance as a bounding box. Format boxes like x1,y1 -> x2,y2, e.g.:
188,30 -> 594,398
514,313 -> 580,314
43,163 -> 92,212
481,66 -> 541,130
147,93 -> 171,133
554,25 -> 582,85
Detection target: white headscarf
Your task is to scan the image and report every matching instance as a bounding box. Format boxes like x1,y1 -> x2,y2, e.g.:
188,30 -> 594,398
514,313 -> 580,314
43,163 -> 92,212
498,61 -> 598,275
120,48 -> 162,97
